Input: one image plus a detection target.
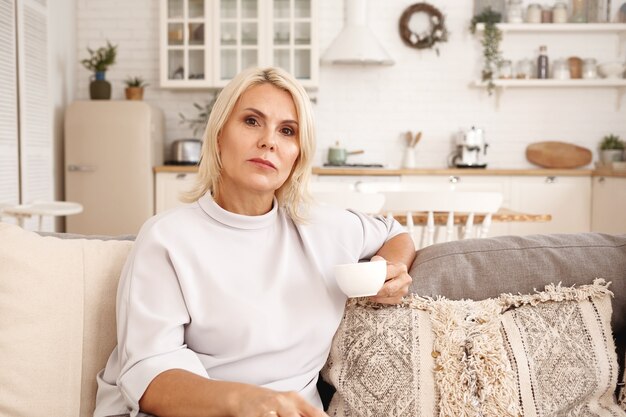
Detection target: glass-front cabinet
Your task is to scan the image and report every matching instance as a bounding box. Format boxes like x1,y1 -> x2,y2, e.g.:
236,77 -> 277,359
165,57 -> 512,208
160,0 -> 318,88
270,0 -> 315,82
161,0 -> 210,87
217,0 -> 261,82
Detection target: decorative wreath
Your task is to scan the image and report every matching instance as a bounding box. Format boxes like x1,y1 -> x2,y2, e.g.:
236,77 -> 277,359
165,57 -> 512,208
398,2 -> 448,53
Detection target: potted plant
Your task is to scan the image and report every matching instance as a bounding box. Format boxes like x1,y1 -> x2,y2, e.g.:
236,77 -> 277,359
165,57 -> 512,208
81,40 -> 118,100
599,134 -> 625,165
178,91 -> 221,137
470,8 -> 503,96
124,76 -> 148,101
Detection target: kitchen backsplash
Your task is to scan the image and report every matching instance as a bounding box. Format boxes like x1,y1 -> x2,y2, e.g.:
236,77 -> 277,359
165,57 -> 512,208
75,0 -> 626,169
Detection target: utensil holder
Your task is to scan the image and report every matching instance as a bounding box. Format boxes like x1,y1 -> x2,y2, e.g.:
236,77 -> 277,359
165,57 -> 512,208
402,148 -> 416,169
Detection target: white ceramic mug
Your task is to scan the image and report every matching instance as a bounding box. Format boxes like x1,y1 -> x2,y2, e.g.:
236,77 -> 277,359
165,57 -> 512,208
333,260 -> 387,297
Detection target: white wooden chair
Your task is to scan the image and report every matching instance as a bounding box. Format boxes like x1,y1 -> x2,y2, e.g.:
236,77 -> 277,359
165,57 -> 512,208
379,190 -> 503,248
310,190 -> 386,214
309,181 -> 357,192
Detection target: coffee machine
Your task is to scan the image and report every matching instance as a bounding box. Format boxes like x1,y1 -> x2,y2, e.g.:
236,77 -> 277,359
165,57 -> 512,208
448,126 -> 489,168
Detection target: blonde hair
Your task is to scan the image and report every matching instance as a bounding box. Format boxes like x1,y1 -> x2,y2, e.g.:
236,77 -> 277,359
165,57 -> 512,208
183,67 -> 315,223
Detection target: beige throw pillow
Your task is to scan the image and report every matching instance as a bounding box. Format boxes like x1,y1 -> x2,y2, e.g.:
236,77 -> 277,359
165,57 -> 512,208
0,223 -> 132,417
323,279 -> 623,417
499,281 -> 622,417
617,355 -> 626,411
322,301 -> 436,416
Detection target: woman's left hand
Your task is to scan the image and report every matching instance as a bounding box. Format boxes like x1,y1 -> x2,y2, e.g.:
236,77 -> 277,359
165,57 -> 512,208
368,255 -> 412,304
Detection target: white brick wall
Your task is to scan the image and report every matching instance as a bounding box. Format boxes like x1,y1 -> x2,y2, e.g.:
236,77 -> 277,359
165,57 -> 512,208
76,0 -> 626,168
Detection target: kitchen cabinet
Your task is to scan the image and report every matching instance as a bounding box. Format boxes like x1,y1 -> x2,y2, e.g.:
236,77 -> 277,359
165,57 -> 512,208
472,23 -> 626,109
156,168 -> 593,236
509,175 -> 591,235
160,0 -> 318,89
155,172 -> 198,213
311,170 -> 593,236
591,175 -> 626,233
312,173 -> 513,236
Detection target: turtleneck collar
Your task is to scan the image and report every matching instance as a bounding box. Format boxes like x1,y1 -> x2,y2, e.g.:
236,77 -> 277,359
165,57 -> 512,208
198,193 -> 278,230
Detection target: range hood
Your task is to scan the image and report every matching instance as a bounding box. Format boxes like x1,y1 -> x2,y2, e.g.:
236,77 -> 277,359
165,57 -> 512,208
321,0 -> 394,66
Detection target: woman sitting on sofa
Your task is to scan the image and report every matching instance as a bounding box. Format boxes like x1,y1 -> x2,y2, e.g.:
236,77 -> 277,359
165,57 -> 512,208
93,66 -> 415,417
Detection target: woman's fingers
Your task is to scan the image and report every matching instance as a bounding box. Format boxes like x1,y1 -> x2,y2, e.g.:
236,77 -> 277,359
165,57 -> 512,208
295,396 -> 330,417
245,390 -> 329,417
369,261 -> 412,304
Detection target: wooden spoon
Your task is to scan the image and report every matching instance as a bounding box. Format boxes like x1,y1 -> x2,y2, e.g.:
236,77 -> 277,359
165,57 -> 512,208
413,131 -> 422,147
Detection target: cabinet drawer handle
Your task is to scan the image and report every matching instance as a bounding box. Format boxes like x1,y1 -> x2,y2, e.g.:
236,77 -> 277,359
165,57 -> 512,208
545,176 -> 556,184
176,173 -> 187,180
67,164 -> 96,172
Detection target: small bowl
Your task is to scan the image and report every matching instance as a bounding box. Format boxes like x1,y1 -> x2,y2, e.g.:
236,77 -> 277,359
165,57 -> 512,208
597,61 -> 626,79
333,260 -> 386,297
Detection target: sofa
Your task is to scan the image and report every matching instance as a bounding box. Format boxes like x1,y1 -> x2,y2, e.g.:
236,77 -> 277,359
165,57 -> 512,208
0,221 -> 625,417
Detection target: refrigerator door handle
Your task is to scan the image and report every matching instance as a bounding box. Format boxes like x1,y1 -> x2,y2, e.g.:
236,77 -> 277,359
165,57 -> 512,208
67,164 -> 97,172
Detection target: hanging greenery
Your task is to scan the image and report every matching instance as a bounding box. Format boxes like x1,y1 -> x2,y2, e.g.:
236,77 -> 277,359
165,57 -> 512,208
470,8 -> 503,95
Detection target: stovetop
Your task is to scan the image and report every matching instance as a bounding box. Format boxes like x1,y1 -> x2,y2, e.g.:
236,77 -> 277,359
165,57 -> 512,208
164,161 -> 199,166
323,163 -> 385,168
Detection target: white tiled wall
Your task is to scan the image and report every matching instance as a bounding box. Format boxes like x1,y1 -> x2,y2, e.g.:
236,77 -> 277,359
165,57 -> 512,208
76,0 -> 626,168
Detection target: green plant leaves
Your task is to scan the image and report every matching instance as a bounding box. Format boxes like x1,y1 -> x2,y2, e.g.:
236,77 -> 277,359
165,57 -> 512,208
81,40 -> 117,73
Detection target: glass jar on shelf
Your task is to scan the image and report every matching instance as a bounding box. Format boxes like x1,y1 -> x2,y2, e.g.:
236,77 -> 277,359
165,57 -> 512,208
507,0 -> 524,22
541,6 -> 553,22
582,58 -> 598,79
586,0 -> 607,22
526,3 -> 542,23
552,2 -> 568,23
516,58 -> 534,79
498,59 -> 514,78
570,0 -> 587,22
553,59 -> 570,79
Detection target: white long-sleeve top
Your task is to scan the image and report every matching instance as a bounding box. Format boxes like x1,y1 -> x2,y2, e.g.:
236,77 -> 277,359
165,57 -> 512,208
94,194 -> 405,417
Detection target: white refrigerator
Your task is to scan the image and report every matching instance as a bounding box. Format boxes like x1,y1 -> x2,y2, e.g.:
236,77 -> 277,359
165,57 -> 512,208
64,101 -> 164,235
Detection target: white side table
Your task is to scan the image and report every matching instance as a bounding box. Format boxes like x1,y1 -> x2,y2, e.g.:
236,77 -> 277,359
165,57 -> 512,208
0,201 -> 83,230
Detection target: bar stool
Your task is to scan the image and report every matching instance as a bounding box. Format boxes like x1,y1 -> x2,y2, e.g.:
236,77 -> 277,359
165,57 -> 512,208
0,201 -> 83,231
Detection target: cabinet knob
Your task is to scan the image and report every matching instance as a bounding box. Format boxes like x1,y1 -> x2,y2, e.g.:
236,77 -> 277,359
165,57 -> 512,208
449,176 -> 460,184
598,176 -> 606,183
176,173 -> 187,180
545,176 -> 557,184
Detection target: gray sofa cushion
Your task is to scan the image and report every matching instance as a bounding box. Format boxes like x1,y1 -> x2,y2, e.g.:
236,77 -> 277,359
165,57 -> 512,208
409,233 -> 626,337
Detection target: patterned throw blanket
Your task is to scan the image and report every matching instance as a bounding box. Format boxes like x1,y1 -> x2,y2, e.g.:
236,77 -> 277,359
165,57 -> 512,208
322,279 -> 625,417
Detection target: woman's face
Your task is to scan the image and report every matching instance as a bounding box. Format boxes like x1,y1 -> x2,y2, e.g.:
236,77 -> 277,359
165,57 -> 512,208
217,83 -> 300,199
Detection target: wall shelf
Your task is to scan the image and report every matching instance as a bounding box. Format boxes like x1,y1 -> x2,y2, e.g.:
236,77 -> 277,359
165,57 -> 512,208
472,79 -> 626,109
473,79 -> 626,87
474,23 -> 626,33
472,22 -> 626,109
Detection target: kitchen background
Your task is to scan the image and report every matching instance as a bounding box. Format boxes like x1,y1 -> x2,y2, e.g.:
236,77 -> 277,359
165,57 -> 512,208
0,0 -> 621,234
50,0 -> 625,171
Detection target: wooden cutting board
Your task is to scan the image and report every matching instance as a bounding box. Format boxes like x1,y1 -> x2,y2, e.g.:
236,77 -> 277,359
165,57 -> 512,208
526,141 -> 592,169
